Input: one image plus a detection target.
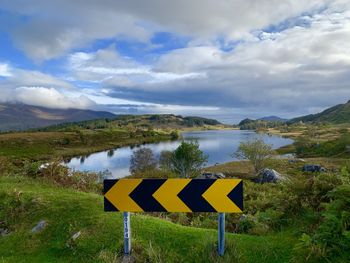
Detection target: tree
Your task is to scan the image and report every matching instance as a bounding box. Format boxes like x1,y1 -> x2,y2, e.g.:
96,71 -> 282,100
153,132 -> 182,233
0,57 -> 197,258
235,138 -> 274,175
170,141 -> 208,178
130,148 -> 157,174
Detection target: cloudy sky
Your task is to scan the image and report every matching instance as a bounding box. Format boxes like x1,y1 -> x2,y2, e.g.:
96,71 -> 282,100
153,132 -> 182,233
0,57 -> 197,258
0,0 -> 350,123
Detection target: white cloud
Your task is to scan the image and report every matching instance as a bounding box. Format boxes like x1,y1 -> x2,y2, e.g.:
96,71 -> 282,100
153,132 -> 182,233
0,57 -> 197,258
0,63 -> 12,77
0,66 -> 95,109
1,0 -> 350,122
6,69 -> 74,90
101,4 -> 350,117
12,87 -> 95,109
1,0 -> 324,60
68,45 -> 205,84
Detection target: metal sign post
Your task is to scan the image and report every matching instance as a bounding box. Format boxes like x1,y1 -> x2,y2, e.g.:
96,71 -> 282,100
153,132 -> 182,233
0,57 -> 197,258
104,179 -> 243,257
218,213 -> 225,256
123,212 -> 131,255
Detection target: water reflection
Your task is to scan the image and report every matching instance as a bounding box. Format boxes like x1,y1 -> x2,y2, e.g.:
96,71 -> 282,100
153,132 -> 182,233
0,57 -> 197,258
66,130 -> 293,178
107,149 -> 115,158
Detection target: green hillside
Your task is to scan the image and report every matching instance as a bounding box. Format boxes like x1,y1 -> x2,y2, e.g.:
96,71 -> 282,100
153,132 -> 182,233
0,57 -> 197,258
289,100 -> 350,124
0,176 -> 295,263
36,114 -> 224,132
0,104 -> 224,132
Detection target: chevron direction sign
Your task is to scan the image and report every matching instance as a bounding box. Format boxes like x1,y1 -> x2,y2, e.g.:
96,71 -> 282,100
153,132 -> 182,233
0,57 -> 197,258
104,179 -> 243,213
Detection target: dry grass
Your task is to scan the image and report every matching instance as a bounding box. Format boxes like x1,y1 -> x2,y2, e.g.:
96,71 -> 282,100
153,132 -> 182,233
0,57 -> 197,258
205,160 -> 254,178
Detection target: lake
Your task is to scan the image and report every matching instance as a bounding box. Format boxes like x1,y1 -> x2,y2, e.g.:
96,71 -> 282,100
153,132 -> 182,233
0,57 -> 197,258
65,129 -> 293,178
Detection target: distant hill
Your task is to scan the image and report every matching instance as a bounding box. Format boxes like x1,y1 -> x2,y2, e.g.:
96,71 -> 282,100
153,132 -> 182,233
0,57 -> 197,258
238,117 -> 285,130
0,103 -> 116,131
258,116 -> 287,122
37,114 -> 224,132
289,100 -> 350,124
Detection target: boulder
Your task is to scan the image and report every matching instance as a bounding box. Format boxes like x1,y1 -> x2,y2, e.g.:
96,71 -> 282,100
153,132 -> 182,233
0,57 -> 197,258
197,172 -> 225,179
302,164 -> 326,173
253,168 -> 282,183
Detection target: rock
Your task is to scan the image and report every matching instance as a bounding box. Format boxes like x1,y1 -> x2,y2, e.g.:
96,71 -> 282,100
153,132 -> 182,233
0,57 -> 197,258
31,220 -> 46,233
0,228 -> 10,237
72,231 -> 81,241
197,172 -> 225,179
253,168 -> 282,183
302,164 -> 326,173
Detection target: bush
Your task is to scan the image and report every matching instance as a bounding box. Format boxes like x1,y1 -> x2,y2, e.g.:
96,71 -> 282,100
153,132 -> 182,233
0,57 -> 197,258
39,161 -> 101,192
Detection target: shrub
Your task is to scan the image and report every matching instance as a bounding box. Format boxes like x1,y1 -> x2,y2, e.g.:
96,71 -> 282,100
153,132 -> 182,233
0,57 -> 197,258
235,138 -> 274,174
38,161 -> 101,193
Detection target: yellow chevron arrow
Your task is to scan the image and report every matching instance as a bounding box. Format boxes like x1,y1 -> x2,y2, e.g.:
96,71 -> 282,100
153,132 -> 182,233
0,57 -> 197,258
202,179 -> 242,213
105,179 -> 143,212
152,179 -> 192,212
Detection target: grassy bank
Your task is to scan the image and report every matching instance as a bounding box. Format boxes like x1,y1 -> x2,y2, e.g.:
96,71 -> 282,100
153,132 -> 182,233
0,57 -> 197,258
0,176 -> 296,263
0,129 -> 171,160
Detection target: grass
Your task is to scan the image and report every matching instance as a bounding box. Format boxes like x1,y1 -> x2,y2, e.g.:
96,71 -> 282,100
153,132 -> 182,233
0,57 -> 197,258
0,175 -> 297,263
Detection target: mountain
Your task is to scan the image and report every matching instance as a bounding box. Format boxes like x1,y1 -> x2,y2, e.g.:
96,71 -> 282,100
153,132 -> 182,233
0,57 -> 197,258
258,116 -> 287,122
289,100 -> 350,124
0,103 -> 116,131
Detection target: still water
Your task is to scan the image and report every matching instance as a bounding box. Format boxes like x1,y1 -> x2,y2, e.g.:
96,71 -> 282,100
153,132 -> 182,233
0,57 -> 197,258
65,130 -> 293,178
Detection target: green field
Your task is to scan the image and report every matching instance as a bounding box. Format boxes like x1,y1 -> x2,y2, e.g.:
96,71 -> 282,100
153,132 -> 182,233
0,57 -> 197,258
0,176 -> 298,263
